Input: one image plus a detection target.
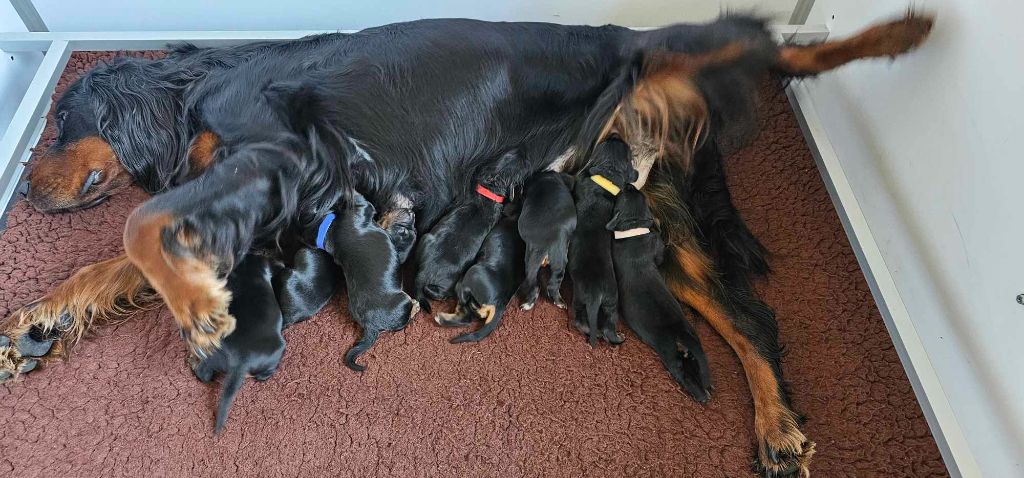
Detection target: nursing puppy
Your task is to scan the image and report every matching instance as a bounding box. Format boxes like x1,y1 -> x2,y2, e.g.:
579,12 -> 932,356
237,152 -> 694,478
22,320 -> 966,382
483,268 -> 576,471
311,191 -> 418,371
413,151 -> 524,310
436,206 -> 525,343
272,247 -> 341,327
191,254 -> 285,434
568,138 -> 637,346
608,185 -> 712,402
517,171 -> 576,310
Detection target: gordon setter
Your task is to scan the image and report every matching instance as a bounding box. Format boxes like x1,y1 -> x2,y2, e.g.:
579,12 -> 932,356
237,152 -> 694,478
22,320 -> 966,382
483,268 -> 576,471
2,13 -> 934,477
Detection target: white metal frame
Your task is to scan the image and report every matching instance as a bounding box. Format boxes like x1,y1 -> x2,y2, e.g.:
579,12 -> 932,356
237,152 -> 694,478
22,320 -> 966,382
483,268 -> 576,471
0,24 -> 974,476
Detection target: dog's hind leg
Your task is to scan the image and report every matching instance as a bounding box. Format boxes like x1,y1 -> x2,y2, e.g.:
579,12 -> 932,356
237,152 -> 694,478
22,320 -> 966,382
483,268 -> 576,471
598,301 -> 625,345
665,243 -> 812,478
0,254 -> 155,383
518,247 -> 546,310
776,12 -> 933,76
545,247 -> 569,309
344,328 -> 380,372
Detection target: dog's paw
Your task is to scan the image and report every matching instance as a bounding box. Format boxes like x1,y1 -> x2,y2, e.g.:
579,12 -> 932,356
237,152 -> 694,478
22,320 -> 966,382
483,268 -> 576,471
550,296 -> 567,309
754,420 -> 815,478
858,12 -> 935,59
0,307 -> 76,384
180,306 -> 236,359
520,301 -> 535,311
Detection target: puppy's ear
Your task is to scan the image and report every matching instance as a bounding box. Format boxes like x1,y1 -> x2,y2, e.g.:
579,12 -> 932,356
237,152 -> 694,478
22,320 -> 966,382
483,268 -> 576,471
605,209 -> 622,231
263,80 -> 323,132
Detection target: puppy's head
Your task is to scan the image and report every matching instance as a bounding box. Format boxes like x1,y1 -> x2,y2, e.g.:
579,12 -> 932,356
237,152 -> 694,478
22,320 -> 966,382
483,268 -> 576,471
606,185 -> 655,231
480,150 -> 528,197
587,138 -> 639,188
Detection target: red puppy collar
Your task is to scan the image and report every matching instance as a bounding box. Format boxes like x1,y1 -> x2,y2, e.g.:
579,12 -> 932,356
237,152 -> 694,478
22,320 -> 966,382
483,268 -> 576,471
476,184 -> 505,203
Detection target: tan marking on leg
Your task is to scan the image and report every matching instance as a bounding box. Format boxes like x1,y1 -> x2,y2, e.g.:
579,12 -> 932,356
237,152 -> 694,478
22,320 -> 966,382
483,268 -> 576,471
667,244 -> 813,477
479,305 -> 497,324
777,13 -> 934,75
187,131 -> 220,176
123,210 -> 233,356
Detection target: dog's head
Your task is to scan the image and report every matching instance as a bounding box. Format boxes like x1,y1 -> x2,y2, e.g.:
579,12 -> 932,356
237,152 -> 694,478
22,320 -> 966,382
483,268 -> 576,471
587,138 -> 639,189
27,58 -> 191,212
605,185 -> 655,231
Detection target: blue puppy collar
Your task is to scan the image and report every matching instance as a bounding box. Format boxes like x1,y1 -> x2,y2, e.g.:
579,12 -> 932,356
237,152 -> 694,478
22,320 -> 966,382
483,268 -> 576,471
316,212 -> 336,250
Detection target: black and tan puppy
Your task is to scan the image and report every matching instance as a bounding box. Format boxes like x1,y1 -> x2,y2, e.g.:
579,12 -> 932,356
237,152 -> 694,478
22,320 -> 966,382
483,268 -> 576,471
413,151 -> 524,309
311,191 -> 418,372
436,206 -> 525,343
608,185 -> 712,402
568,138 -> 638,346
272,247 -> 341,328
191,254 -> 285,434
517,171 -> 576,310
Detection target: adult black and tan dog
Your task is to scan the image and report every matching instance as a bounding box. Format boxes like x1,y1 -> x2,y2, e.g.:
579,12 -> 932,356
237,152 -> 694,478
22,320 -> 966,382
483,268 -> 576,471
2,14 -> 934,477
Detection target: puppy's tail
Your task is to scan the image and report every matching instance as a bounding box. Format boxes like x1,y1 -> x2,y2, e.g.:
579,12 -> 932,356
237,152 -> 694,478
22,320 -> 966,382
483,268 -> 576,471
344,328 -> 380,372
214,367 -> 246,434
450,302 -> 504,344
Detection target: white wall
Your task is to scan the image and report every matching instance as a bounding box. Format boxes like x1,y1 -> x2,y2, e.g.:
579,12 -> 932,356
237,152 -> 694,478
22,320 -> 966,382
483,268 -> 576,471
0,2 -> 43,137
30,0 -> 796,31
803,1 -> 1024,476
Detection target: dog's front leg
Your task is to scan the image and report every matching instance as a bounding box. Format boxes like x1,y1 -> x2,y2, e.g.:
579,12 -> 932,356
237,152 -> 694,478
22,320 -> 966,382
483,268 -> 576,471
0,254 -> 154,383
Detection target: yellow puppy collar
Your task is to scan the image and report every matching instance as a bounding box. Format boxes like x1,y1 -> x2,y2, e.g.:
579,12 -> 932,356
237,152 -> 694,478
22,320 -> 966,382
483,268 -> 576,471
590,175 -> 620,196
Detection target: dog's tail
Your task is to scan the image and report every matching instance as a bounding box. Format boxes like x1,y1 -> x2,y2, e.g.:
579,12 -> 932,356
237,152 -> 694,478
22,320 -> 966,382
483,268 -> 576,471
585,302 -> 600,348
214,367 -> 246,434
449,295 -> 504,344
344,328 -> 380,372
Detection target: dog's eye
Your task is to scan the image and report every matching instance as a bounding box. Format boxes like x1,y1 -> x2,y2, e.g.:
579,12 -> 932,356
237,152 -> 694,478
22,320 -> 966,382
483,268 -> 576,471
55,111 -> 68,135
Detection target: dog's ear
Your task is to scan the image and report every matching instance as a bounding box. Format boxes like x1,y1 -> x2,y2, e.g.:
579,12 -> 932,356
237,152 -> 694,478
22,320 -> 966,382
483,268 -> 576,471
605,209 -> 622,231
263,80 -> 322,132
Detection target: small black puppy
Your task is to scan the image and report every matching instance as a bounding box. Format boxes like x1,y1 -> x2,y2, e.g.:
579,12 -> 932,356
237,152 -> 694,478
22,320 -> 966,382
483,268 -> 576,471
435,206 -> 525,343
311,191 -> 418,371
191,254 -> 285,434
517,171 -> 576,310
568,137 -> 638,346
608,185 -> 712,402
413,151 -> 524,309
272,247 -> 341,327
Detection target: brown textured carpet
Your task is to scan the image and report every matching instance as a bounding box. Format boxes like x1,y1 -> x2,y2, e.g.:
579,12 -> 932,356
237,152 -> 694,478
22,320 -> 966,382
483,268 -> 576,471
0,52 -> 947,477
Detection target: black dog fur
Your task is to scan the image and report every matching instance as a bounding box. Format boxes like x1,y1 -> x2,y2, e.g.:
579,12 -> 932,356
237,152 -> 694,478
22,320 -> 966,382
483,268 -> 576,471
191,254 -> 285,434
517,171 -> 576,310
608,185 -> 712,402
568,138 -> 637,347
272,247 -> 341,327
435,205 -> 525,343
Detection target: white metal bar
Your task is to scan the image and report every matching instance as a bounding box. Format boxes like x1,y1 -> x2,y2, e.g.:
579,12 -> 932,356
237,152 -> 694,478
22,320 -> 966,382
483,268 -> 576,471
786,81 -> 980,478
9,0 -> 48,32
0,24 -> 831,52
0,39 -> 68,215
